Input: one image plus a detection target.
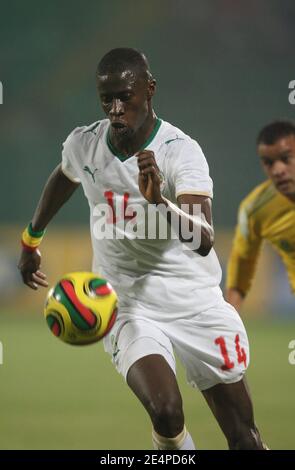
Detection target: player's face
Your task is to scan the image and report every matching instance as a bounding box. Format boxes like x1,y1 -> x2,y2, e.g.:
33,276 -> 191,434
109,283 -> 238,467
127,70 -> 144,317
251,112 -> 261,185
258,135 -> 295,200
97,70 -> 155,140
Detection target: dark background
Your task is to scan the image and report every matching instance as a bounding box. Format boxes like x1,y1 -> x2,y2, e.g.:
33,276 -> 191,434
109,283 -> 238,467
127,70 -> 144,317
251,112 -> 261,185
1,0 -> 294,226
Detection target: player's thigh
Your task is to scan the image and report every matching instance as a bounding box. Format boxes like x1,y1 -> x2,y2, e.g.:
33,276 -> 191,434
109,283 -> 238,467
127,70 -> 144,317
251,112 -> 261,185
127,353 -> 183,413
170,301 -> 249,390
103,315 -> 176,381
104,315 -> 183,428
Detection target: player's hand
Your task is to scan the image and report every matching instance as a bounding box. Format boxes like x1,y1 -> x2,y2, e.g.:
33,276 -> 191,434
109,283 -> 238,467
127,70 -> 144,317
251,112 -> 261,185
136,150 -> 164,204
17,249 -> 49,290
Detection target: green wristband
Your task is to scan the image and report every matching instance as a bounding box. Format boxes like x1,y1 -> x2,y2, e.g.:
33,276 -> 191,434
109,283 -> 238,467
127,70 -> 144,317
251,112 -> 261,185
27,223 -> 45,238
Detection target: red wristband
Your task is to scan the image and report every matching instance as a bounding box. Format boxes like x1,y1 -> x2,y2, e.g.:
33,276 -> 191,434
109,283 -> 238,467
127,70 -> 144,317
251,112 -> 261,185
21,240 -> 37,253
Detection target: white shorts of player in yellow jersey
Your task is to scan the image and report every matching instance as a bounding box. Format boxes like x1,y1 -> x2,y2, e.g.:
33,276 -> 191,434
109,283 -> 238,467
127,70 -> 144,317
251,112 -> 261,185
103,300 -> 249,391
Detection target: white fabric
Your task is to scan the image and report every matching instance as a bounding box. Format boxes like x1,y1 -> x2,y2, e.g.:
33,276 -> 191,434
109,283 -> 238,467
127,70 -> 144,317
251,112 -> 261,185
179,431 -> 196,450
61,118 -> 223,318
103,300 -> 249,390
105,318 -> 176,380
152,427 -> 196,450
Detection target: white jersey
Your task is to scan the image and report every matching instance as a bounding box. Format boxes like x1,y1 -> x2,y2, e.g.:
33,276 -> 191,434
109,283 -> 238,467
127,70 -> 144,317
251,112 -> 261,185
61,118 -> 223,318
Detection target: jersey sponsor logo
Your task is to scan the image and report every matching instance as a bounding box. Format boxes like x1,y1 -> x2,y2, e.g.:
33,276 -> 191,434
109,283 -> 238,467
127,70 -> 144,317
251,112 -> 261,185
83,165 -> 98,183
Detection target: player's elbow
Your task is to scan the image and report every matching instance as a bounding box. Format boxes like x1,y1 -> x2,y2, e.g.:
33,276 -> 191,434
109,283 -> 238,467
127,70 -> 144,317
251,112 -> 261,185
197,230 -> 214,256
197,242 -> 213,256
180,227 -> 214,255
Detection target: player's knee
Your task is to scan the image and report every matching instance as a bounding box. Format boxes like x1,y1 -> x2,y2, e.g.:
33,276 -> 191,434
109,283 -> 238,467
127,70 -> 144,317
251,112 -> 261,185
148,397 -> 184,436
229,426 -> 263,450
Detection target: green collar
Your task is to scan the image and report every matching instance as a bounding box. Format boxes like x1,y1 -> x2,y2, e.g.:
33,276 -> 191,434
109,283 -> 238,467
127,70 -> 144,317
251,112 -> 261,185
107,118 -> 162,162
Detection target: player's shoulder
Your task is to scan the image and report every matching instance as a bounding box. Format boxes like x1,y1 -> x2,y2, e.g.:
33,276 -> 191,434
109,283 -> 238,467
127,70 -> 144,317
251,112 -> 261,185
159,119 -> 205,159
239,180 -> 277,217
63,119 -> 109,150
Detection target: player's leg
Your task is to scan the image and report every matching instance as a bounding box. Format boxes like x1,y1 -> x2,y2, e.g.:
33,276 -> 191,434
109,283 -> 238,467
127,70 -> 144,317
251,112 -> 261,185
202,377 -> 264,449
162,300 -> 266,449
103,316 -> 195,449
127,354 -> 195,450
127,354 -> 183,436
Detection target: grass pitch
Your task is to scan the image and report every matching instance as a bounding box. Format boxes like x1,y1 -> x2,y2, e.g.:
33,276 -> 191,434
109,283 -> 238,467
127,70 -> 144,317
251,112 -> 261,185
0,312 -> 294,449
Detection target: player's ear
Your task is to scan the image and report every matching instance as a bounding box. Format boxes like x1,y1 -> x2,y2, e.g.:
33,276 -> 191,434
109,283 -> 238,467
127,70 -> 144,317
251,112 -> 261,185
147,78 -> 156,100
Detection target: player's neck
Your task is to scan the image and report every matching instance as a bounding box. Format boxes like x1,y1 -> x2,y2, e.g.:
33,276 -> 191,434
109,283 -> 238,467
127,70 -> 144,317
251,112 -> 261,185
109,112 -> 157,157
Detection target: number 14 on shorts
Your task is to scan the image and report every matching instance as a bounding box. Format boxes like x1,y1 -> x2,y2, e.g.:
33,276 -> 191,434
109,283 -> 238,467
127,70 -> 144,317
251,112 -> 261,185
215,334 -> 247,370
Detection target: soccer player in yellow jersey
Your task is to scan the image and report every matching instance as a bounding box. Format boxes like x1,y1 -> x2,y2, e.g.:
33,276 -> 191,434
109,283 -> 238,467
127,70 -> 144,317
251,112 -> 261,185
226,120 -> 295,311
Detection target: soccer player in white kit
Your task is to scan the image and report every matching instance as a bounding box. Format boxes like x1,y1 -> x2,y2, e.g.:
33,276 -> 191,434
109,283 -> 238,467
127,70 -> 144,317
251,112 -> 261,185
18,48 -> 266,450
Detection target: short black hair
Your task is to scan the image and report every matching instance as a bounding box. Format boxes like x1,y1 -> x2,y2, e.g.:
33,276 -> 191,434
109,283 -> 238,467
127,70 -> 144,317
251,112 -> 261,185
96,47 -> 152,80
257,120 -> 295,146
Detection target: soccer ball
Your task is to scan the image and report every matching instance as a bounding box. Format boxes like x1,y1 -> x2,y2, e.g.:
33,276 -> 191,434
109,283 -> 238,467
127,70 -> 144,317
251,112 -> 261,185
44,272 -> 118,345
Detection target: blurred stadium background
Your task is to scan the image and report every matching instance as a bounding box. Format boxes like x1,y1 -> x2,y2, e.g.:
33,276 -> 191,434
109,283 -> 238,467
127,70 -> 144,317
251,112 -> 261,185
1,0 -> 295,449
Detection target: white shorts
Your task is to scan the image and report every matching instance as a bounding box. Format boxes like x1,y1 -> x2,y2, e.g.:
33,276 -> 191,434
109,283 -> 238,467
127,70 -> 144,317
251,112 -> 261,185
103,300 -> 249,391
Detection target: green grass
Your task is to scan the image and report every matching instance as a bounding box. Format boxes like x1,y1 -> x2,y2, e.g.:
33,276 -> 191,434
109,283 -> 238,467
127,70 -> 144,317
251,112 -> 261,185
0,313 -> 294,449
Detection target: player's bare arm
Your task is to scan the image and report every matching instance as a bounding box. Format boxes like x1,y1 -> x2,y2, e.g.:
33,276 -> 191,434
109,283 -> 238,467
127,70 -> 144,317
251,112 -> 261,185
18,164 -> 80,290
177,193 -> 214,256
136,149 -> 214,256
226,246 -> 261,312
226,240 -> 262,312
226,249 -> 256,312
226,287 -> 245,312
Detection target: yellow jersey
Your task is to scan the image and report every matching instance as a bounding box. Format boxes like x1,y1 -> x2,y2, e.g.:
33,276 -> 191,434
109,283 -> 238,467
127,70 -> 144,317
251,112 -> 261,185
227,180 -> 295,295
